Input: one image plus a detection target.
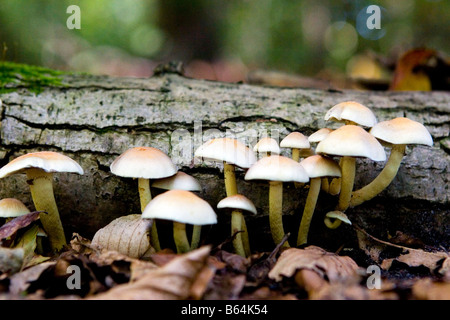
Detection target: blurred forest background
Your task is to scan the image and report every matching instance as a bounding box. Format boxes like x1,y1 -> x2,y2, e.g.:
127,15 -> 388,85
0,0 -> 449,87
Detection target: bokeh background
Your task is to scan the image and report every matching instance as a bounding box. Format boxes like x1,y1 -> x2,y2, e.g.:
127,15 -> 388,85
0,0 -> 449,85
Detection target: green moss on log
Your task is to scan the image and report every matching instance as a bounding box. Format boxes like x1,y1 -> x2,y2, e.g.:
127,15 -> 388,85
0,62 -> 68,94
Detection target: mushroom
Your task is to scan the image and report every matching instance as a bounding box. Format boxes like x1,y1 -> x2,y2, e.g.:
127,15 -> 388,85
297,155 -> 341,246
195,138 -> 256,253
280,132 -> 312,162
0,151 -> 84,252
315,125 -> 386,214
325,101 -> 378,127
152,171 -> 203,249
323,211 -> 352,229
195,138 -> 256,196
141,190 -> 217,253
0,198 -> 30,222
253,137 -> 281,157
217,194 -> 257,257
110,147 -> 177,251
350,117 -> 433,207
308,128 -> 334,193
324,101 -> 378,195
244,155 -> 309,248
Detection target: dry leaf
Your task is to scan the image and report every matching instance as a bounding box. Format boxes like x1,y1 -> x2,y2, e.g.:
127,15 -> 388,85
89,246 -> 213,300
412,278 -> 450,300
91,214 -> 153,259
381,249 -> 448,273
0,211 -> 41,241
268,246 -> 360,283
0,247 -> 23,274
8,261 -> 56,296
309,281 -> 399,300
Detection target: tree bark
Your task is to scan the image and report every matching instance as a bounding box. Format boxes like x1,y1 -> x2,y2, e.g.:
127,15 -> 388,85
0,64 -> 449,249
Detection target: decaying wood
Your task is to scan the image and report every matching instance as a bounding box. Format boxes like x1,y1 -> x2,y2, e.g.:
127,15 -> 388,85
0,66 -> 448,249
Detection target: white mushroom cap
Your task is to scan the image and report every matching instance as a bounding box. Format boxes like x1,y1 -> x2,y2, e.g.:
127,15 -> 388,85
195,138 -> 256,169
254,137 -> 281,154
0,198 -> 30,218
244,155 -> 309,183
217,194 -> 257,215
325,101 -> 377,127
280,132 -> 310,149
316,125 -> 386,161
152,171 -> 201,192
142,190 -> 217,225
308,128 -> 333,143
300,155 -> 341,178
110,147 -> 177,179
369,117 -> 433,146
0,151 -> 84,178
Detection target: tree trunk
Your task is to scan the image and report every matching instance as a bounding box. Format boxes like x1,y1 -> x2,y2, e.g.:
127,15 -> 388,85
0,63 -> 448,249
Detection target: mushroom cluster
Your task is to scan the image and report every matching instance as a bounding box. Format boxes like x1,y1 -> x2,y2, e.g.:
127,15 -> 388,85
0,100 -> 433,259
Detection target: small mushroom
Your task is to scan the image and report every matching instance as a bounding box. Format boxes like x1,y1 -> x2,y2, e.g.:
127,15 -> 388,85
297,155 -> 341,246
308,128 -> 334,193
316,125 -> 386,213
323,211 -> 352,229
195,138 -> 256,196
152,171 -> 203,249
280,132 -> 312,162
244,155 -> 309,248
110,146 -> 177,251
0,198 -> 30,222
0,151 -> 84,252
141,190 -> 217,253
325,101 -> 378,127
350,117 -> 433,207
195,138 -> 255,252
253,137 -> 281,157
217,194 -> 257,257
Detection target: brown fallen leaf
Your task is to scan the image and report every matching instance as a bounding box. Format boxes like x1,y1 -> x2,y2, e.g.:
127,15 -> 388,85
268,246 -> 360,283
412,278 -> 450,300
0,211 -> 41,241
356,226 -> 449,274
89,246 -> 213,300
91,214 -> 154,259
309,281 -> 399,300
8,261 -> 56,296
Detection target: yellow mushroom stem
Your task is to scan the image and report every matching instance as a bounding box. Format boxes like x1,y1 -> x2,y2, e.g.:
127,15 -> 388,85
337,156 -> 356,212
321,178 -> 329,193
291,148 -> 300,162
328,158 -> 343,195
173,221 -> 191,253
223,162 -> 251,254
26,168 -> 66,252
190,225 -> 202,250
269,181 -> 290,248
350,144 -> 406,207
297,177 -> 321,246
138,178 -> 161,251
231,209 -> 247,257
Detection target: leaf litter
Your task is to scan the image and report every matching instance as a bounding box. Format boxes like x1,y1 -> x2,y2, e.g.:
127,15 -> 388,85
0,216 -> 448,300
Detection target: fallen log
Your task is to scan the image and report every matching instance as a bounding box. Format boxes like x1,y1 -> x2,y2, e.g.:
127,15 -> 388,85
0,62 -> 448,249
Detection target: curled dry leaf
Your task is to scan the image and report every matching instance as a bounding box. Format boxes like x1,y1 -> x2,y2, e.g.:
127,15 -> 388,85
380,249 -> 449,273
0,211 -> 41,241
89,246 -> 214,300
268,246 -> 360,283
91,214 -> 154,259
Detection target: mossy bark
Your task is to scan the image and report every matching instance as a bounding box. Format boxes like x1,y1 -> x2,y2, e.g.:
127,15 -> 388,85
0,62 -> 448,249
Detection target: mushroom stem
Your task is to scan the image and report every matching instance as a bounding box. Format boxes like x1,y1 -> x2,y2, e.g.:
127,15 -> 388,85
190,224 -> 202,250
138,178 -> 161,251
291,148 -> 300,162
173,221 -> 190,253
26,169 -> 66,252
329,158 -> 343,195
269,181 -> 290,248
321,178 -> 329,193
297,177 -> 321,246
337,156 -> 356,212
231,209 -> 247,257
350,144 -> 406,207
224,162 -> 238,196
223,162 -> 251,254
